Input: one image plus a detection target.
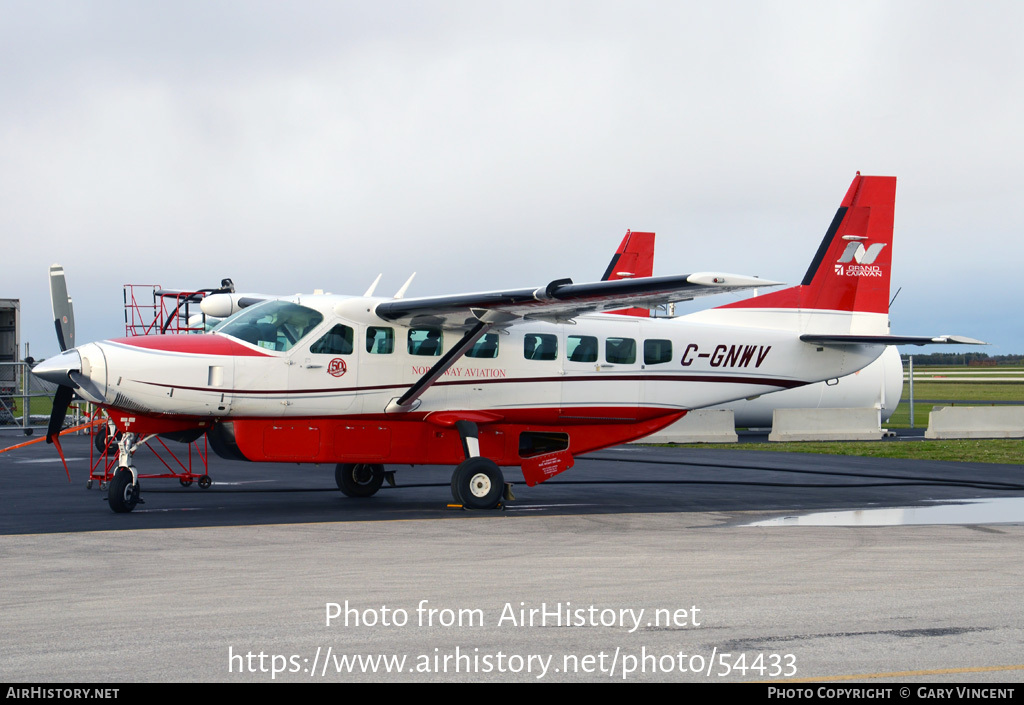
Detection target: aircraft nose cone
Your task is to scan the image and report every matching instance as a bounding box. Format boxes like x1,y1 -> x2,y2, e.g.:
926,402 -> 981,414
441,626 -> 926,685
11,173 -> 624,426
31,349 -> 82,386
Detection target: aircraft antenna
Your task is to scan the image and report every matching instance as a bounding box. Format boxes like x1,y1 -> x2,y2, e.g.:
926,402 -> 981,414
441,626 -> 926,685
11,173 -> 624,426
363,274 -> 383,297
394,273 -> 417,299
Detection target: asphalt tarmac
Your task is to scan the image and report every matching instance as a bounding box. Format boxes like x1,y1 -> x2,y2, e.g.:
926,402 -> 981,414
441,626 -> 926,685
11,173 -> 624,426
3,435 -> 1024,683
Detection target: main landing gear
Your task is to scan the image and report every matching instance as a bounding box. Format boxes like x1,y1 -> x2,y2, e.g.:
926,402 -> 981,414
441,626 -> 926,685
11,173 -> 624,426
449,420 -> 512,510
450,456 -> 506,509
335,463 -> 386,497
331,421 -> 513,510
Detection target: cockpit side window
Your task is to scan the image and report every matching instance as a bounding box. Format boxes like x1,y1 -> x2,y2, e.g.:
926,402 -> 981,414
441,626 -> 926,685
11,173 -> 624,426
310,324 -> 354,355
215,301 -> 324,352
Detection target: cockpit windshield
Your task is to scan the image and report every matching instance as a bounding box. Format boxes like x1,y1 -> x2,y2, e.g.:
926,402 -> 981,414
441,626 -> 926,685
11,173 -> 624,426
214,300 -> 324,352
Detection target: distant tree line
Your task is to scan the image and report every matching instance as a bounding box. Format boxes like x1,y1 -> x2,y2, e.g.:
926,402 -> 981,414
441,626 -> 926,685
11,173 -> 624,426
901,352 -> 1024,366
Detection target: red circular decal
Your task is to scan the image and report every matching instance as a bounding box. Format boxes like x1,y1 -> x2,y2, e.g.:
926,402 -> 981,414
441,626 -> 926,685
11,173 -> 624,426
328,358 -> 347,377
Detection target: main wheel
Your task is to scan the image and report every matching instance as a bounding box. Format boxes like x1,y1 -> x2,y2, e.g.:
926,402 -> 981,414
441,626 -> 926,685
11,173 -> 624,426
335,463 -> 385,498
451,457 -> 504,509
94,427 -> 120,457
108,468 -> 139,513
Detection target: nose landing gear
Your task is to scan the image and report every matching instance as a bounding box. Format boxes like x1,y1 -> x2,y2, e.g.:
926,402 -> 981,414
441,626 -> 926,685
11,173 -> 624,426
106,433 -> 145,513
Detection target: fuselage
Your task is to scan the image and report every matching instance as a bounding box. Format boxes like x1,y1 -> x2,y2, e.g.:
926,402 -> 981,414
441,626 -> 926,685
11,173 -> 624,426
51,294 -> 885,468
712,345 -> 903,427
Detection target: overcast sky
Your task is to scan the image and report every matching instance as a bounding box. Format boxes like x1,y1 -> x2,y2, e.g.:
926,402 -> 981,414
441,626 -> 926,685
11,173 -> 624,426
2,1 -> 1021,358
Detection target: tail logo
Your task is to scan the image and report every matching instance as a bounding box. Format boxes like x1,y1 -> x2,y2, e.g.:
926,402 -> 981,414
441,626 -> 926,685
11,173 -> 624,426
835,242 -> 886,277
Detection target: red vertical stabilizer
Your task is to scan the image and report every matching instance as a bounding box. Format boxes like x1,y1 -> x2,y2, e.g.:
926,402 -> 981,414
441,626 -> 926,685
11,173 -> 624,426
717,174 -> 896,314
603,230 -> 656,317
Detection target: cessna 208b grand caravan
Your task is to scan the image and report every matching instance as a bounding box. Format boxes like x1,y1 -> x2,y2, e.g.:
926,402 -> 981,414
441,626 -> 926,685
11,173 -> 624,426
33,174 -> 977,512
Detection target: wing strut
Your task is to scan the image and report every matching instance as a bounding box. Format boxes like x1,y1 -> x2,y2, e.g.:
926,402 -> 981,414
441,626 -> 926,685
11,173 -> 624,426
385,321 -> 493,414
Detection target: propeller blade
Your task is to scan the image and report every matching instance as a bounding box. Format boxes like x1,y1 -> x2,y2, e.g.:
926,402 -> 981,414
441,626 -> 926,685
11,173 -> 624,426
47,384 -> 74,444
49,264 -> 75,352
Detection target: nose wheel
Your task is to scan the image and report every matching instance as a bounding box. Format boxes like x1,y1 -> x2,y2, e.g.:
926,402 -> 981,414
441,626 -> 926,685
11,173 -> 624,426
105,432 -> 146,513
108,467 -> 141,513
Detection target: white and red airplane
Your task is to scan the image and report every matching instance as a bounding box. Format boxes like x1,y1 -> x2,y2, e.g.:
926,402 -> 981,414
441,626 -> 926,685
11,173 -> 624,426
33,173 -> 978,512
601,231 -> 904,427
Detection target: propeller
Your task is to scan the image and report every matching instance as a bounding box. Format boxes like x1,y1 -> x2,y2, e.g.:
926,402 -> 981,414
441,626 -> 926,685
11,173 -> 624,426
0,266 -> 103,469
39,264 -> 80,478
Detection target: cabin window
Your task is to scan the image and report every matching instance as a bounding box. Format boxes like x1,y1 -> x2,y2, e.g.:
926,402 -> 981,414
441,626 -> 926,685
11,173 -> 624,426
643,339 -> 673,365
524,333 -> 557,361
215,300 -> 323,352
605,337 -> 636,364
409,327 -> 443,356
366,327 -> 394,354
310,324 -> 354,355
466,333 -> 499,359
567,335 -> 598,362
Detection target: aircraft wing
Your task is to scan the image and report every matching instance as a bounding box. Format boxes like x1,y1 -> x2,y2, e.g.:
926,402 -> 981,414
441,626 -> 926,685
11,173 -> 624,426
374,272 -> 779,329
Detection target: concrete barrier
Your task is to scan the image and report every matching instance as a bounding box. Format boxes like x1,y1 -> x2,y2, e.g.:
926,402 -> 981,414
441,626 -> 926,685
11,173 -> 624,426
768,408 -> 883,442
635,410 -> 738,444
924,406 -> 1024,439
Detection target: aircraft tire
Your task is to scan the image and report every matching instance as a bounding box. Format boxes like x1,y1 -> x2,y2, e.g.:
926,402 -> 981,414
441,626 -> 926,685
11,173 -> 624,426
94,427 -> 120,457
336,463 -> 384,498
451,457 -> 503,509
108,468 -> 139,514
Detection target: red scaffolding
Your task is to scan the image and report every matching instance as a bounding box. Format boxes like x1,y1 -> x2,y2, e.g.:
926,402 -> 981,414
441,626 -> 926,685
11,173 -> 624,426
123,284 -> 210,336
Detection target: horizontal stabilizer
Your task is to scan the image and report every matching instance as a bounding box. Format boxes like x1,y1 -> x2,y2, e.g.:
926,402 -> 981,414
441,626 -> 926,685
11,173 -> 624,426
800,334 -> 987,347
